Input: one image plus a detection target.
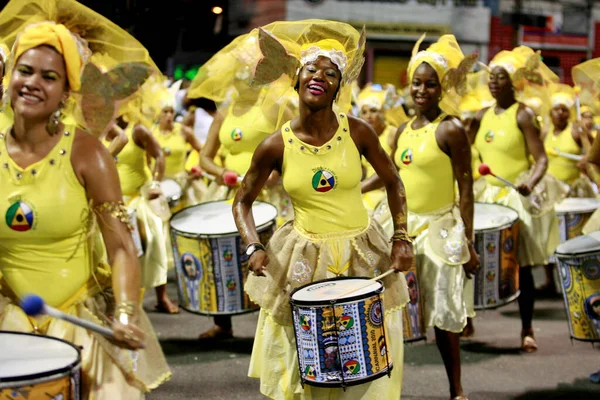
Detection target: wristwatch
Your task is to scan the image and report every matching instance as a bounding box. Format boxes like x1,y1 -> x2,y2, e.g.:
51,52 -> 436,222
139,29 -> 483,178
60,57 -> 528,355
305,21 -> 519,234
246,243 -> 266,257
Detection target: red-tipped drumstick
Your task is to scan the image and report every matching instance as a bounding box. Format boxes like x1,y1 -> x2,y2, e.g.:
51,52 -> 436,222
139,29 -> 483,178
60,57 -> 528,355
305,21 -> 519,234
190,166 -> 216,181
223,171 -> 239,186
478,164 -> 518,189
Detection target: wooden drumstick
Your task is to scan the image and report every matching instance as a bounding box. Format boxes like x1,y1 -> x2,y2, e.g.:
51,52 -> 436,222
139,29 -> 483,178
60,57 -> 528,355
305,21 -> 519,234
551,148 -> 583,162
336,269 -> 396,299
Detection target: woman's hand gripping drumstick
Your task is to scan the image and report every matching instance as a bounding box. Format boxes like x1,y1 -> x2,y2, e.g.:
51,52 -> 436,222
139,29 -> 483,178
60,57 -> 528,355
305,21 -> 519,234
478,163 -> 541,204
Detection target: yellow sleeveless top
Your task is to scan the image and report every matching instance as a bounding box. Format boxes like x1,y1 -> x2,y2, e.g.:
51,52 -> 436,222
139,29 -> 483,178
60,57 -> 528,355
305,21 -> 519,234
395,114 -> 455,213
219,104 -> 275,176
363,124 -> 395,179
282,113 -> 368,234
474,103 -> 530,186
153,122 -> 187,178
544,123 -> 581,183
114,125 -> 150,196
0,128 -> 92,308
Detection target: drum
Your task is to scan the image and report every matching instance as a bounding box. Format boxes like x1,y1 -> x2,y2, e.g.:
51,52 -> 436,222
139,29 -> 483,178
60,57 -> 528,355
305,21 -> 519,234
473,203 -> 520,310
0,331 -> 81,399
555,231 -> 600,342
290,277 -> 392,388
128,208 -> 144,257
555,198 -> 600,242
402,263 -> 426,343
160,179 -> 183,212
170,200 -> 277,315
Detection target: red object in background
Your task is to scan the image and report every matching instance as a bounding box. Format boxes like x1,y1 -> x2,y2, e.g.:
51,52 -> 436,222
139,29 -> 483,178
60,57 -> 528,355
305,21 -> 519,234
223,172 -> 238,186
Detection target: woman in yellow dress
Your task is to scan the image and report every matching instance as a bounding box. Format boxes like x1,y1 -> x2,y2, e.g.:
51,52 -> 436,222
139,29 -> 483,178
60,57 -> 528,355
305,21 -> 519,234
187,31 -> 294,339
0,11 -> 170,400
233,20 -> 411,400
357,83 -> 403,211
365,35 -> 479,400
469,46 -> 565,352
544,84 -> 594,197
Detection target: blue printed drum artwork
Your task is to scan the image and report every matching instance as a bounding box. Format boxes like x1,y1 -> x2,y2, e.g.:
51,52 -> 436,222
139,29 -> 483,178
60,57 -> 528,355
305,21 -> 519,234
290,277 -> 392,388
170,201 -> 277,315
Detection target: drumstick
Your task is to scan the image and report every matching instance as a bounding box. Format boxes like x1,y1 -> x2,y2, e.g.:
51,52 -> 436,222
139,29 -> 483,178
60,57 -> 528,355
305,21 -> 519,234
20,295 -> 115,338
551,148 -> 583,162
336,269 -> 396,299
478,164 -> 518,189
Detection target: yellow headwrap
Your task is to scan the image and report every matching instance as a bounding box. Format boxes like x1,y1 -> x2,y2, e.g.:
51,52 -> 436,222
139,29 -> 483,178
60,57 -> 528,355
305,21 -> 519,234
581,105 -> 594,116
357,83 -> 396,111
299,39 -> 348,76
14,22 -> 84,90
550,83 -> 575,109
489,46 -> 558,89
407,34 -> 466,83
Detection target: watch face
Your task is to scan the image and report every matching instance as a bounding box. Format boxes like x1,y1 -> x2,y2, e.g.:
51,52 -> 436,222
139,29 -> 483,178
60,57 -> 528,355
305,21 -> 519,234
246,245 -> 254,256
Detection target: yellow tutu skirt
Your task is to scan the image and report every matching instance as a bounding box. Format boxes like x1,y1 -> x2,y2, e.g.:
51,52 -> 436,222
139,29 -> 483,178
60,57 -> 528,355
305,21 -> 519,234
127,194 -> 173,289
475,172 -> 565,266
245,220 -> 409,399
0,272 -> 171,399
566,174 -> 596,198
374,201 -> 474,332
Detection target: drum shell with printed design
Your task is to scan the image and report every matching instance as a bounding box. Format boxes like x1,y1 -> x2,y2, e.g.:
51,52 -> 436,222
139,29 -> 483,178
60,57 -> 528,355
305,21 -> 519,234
473,203 -> 520,310
0,331 -> 81,400
402,262 -> 426,343
290,277 -> 392,388
556,232 -> 600,342
170,201 -> 277,315
555,198 -> 600,241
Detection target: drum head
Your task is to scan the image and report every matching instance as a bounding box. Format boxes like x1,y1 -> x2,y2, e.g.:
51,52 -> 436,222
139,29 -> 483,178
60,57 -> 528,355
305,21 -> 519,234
291,277 -> 382,305
0,332 -> 80,382
474,203 -> 519,232
170,201 -> 277,236
556,231 -> 600,257
160,179 -> 182,198
555,198 -> 600,214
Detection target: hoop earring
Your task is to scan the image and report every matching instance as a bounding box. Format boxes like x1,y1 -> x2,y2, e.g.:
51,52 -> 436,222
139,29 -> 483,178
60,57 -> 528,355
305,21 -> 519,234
46,100 -> 64,136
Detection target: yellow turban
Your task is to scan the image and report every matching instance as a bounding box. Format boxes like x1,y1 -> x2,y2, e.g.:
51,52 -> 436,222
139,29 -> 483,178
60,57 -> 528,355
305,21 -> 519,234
581,105 -> 594,116
14,22 -> 83,91
550,83 -> 575,109
300,39 -> 348,76
357,83 -> 396,111
407,35 -> 465,83
489,46 -> 558,88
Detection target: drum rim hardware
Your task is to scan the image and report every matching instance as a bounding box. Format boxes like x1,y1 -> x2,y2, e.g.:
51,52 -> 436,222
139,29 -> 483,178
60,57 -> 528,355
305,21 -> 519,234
0,331 -> 82,388
473,202 -> 519,233
290,276 -> 385,307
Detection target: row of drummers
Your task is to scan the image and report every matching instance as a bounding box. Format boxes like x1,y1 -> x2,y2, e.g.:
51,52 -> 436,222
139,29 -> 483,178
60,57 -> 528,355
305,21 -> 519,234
118,56 -> 600,349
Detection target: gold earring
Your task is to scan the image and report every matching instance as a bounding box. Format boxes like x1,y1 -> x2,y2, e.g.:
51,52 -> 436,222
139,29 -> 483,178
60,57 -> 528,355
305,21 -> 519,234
46,101 -> 64,136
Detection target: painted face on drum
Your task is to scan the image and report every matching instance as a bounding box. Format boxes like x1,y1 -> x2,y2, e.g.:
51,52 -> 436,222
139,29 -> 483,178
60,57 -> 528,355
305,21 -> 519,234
182,253 -> 199,279
410,63 -> 442,112
406,272 -> 418,304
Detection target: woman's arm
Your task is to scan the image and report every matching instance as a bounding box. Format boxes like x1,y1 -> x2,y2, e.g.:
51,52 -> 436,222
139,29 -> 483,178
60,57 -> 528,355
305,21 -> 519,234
105,124 -> 129,158
360,122 -> 406,194
232,132 -> 284,276
200,111 -> 230,183
517,104 -> 548,195
132,123 -> 165,188
437,118 -> 479,278
350,117 -> 413,272
71,130 -> 144,349
182,124 -> 202,153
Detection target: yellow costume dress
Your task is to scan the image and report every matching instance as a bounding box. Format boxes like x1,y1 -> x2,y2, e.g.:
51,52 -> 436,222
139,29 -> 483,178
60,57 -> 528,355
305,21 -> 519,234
205,103 -> 293,225
362,124 -> 396,211
113,125 -> 173,290
544,123 -> 594,197
474,104 -> 564,266
245,114 -> 409,400
0,128 -> 170,399
374,114 -> 474,332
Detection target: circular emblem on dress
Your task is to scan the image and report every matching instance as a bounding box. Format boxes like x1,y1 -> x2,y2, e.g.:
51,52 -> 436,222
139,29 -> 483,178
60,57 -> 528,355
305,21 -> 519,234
484,130 -> 494,143
231,128 -> 243,141
5,201 -> 34,232
312,169 -> 335,192
401,148 -> 413,165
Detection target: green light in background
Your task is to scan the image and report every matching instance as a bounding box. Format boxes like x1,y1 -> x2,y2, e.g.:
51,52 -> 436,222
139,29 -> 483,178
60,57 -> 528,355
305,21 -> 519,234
174,64 -> 200,80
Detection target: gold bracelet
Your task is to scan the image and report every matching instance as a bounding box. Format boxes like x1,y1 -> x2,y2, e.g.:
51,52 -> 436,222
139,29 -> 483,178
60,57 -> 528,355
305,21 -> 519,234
94,201 -> 133,230
390,227 -> 413,244
114,301 -> 137,326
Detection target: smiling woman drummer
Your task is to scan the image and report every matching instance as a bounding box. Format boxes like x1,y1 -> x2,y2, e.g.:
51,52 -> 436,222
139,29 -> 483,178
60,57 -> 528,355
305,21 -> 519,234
232,20 -> 411,400
0,0 -> 170,397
